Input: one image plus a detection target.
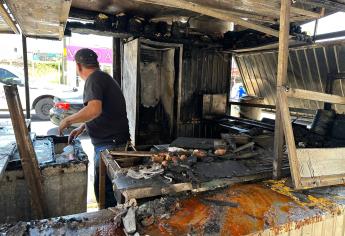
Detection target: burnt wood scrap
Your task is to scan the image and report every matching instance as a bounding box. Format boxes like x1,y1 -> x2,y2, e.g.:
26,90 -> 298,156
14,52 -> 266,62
2,180 -> 345,235
223,24 -> 312,50
100,122 -> 290,202
0,208 -> 126,235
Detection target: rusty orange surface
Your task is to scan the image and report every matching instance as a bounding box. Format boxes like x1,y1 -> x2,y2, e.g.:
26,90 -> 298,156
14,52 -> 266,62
141,181 -> 343,236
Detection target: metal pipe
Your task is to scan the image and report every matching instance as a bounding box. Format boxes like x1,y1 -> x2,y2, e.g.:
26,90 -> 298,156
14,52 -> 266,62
313,19 -> 319,42
113,37 -> 122,86
22,34 -> 30,120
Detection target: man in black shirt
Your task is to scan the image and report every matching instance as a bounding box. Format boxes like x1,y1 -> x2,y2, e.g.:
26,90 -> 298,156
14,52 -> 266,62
58,48 -> 130,208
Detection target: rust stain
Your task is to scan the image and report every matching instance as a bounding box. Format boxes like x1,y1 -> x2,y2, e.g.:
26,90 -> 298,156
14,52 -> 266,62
144,198 -> 213,236
143,183 -> 295,236
141,181 -> 345,235
266,179 -> 340,215
217,184 -> 292,236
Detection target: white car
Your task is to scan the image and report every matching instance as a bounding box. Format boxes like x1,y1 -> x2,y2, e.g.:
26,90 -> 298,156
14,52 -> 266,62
0,66 -> 79,120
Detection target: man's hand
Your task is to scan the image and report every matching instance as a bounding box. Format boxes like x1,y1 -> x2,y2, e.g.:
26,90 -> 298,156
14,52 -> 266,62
58,117 -> 71,136
68,125 -> 85,144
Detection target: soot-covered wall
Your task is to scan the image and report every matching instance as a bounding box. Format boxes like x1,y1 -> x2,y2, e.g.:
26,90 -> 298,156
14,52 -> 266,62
177,47 -> 231,137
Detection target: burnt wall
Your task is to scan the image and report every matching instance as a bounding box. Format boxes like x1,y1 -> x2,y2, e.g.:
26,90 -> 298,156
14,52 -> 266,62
177,47 -> 231,137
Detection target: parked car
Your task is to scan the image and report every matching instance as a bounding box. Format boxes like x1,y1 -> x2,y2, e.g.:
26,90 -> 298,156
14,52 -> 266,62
0,66 -> 79,120
49,94 -> 83,127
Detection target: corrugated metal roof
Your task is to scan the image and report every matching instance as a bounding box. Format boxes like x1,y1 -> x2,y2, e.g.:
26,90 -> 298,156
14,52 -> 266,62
235,40 -> 345,113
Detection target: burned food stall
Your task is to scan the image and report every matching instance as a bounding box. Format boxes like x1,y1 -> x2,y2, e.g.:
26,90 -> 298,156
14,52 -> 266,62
1,0 -> 345,235
122,38 -> 231,146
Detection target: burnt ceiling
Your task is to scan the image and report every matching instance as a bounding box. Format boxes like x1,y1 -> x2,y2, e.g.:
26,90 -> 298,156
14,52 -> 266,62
2,0 -> 345,40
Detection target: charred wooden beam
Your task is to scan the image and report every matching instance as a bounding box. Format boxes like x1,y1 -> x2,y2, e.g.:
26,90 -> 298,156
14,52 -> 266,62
58,0 -> 72,40
133,0 -> 282,37
273,0 -> 291,180
0,1 -> 19,33
297,0 -> 345,11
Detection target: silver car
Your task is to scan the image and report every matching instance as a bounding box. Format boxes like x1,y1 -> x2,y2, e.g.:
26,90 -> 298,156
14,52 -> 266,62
0,66 -> 79,120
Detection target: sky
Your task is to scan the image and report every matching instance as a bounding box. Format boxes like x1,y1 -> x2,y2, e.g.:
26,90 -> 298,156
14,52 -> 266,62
301,11 -> 345,36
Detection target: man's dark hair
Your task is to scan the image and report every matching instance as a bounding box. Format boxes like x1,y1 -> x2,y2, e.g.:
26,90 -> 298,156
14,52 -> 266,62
75,48 -> 100,68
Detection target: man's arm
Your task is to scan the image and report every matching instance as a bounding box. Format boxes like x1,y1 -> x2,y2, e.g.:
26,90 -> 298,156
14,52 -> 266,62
58,100 -> 102,134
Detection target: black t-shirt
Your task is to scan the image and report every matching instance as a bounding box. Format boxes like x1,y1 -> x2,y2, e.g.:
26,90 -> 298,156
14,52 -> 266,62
83,69 -> 130,145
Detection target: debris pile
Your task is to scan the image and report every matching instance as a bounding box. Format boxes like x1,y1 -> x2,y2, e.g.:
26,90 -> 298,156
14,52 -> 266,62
294,109 -> 345,148
119,133 -> 282,185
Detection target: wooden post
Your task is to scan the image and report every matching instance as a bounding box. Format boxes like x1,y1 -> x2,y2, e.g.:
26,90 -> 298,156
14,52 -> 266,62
4,85 -> 47,219
99,153 -> 106,209
22,35 -> 30,120
273,0 -> 291,179
113,38 -> 122,86
278,88 -> 301,188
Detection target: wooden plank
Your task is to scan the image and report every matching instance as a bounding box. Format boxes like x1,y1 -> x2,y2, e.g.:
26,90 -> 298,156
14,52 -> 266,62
285,88 -> 345,105
273,0 -> 291,179
296,148 -> 345,183
99,154 -> 106,210
134,0 -> 282,37
300,174 -> 345,188
122,183 -> 193,202
58,0 -> 72,40
290,7 -> 321,19
233,142 -> 255,153
4,85 -> 47,218
0,1 -> 19,33
278,89 -> 302,189
229,101 -> 316,114
109,151 -> 152,157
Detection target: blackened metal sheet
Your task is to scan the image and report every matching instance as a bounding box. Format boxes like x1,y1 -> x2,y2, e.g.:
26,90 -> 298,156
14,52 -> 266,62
193,160 -> 252,179
235,40 -> 345,113
177,49 -> 231,138
170,137 -> 224,149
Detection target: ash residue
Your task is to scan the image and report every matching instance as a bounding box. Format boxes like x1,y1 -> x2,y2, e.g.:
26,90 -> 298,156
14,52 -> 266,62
136,196 -> 182,227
